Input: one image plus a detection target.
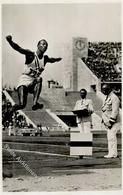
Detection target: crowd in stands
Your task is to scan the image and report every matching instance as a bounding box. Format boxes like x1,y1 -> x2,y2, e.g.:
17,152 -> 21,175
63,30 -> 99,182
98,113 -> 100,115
83,42 -> 122,81
2,92 -> 33,131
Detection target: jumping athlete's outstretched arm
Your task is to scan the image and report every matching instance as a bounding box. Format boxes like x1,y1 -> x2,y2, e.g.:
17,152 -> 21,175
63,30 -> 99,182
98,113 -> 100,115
6,35 -> 32,55
6,35 -> 35,64
44,55 -> 62,64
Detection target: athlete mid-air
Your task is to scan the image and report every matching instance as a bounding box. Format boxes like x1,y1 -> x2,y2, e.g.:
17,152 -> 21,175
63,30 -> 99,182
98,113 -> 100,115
6,35 -> 62,111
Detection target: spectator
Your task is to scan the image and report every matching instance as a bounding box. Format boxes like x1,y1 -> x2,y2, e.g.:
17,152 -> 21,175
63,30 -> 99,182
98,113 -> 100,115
8,122 -> 16,136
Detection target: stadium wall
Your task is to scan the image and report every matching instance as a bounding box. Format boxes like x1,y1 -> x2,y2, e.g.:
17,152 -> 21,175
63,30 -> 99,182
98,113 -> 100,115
77,58 -> 100,92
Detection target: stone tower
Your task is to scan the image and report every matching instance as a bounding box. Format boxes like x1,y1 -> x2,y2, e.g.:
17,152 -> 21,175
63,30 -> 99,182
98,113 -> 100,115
71,37 -> 88,91
64,37 -> 99,92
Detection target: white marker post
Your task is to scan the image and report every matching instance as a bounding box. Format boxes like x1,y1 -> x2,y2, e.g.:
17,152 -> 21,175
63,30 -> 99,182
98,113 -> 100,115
70,130 -> 92,156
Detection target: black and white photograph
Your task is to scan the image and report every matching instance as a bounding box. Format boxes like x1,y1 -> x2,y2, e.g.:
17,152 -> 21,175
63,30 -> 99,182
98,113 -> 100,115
1,0 -> 122,193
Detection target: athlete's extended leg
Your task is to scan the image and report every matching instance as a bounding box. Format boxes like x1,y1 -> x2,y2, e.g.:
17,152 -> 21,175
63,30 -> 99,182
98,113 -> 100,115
32,77 -> 43,110
12,86 -> 28,111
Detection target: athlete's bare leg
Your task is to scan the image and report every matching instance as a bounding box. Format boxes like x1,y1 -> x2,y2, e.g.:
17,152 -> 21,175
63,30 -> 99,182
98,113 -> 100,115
12,86 -> 28,111
32,77 -> 43,110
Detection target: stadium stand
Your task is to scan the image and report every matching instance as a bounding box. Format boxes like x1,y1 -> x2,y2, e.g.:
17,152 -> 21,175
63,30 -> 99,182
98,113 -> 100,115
82,42 -> 121,82
24,111 -> 58,129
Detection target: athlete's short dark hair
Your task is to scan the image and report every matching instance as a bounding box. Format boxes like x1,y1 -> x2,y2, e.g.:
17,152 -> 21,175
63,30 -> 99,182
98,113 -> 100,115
37,39 -> 48,48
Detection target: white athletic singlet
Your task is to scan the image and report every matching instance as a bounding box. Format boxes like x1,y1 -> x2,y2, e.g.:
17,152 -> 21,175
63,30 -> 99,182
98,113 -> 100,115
17,53 -> 45,89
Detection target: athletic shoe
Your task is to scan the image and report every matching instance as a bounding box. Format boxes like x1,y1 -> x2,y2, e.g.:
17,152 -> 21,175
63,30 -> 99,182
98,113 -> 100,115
104,155 -> 117,158
32,103 -> 43,110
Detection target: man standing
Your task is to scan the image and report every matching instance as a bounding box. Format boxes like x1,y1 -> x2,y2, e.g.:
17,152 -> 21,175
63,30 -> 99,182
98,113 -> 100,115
101,84 -> 121,158
73,88 -> 94,133
6,35 -> 62,111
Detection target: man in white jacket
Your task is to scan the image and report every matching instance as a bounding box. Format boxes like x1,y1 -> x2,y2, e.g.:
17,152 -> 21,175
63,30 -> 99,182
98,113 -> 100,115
101,84 -> 121,158
73,88 -> 94,133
